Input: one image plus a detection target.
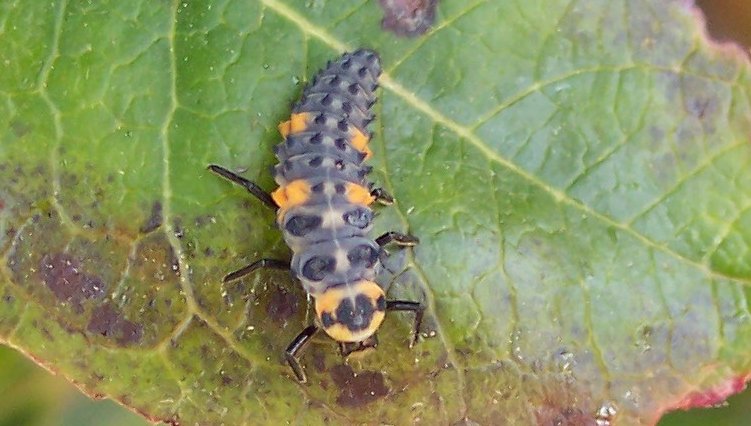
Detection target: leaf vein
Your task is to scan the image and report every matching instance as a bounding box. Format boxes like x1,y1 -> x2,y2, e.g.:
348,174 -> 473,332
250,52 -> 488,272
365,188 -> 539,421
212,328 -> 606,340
161,0 -> 267,377
40,0 -> 84,237
624,141 -> 746,227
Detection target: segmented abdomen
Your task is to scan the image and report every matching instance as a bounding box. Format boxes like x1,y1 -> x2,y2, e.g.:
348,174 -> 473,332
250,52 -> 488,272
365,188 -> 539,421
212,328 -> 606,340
271,49 -> 382,297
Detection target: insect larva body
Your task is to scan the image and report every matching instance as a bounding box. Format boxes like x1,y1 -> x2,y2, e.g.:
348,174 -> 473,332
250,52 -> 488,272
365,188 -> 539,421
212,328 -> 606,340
209,49 -> 423,383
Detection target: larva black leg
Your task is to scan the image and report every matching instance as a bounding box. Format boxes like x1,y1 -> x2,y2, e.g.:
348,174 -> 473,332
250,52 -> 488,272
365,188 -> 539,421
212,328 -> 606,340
386,300 -> 424,347
376,231 -> 420,247
370,187 -> 394,205
339,334 -> 378,357
285,325 -> 319,383
208,164 -> 277,209
223,258 -> 289,283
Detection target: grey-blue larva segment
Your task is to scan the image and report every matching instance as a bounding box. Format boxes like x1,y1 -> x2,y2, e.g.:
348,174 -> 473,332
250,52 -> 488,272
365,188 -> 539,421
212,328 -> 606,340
273,49 -> 383,296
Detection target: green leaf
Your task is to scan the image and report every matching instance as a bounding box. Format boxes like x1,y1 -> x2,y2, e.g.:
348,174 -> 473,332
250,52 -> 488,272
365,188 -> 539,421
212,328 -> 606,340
2,0 -> 751,424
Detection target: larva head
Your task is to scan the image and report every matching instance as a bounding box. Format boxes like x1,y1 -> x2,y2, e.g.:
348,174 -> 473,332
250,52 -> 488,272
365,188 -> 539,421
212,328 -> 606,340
315,280 -> 386,343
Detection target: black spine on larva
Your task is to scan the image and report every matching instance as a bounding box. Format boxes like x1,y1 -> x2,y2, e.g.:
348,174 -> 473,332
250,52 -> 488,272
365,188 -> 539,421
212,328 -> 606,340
273,49 -> 383,295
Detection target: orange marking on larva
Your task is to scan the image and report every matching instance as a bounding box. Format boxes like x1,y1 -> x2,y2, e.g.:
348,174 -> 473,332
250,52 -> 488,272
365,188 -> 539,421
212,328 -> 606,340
314,286 -> 347,316
362,145 -> 373,160
271,179 -> 311,219
278,121 -> 289,138
322,319 -> 385,343
350,127 -> 372,159
359,280 -> 385,302
345,182 -> 375,206
278,113 -> 310,138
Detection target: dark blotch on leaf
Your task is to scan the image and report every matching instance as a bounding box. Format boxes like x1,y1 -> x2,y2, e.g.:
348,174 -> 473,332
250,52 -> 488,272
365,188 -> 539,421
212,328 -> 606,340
40,253 -> 106,312
534,406 -> 591,426
329,364 -> 389,407
10,120 -> 31,138
194,215 -> 216,227
168,244 -> 181,277
87,303 -> 143,346
266,286 -> 299,323
379,0 -> 438,37
139,201 -> 163,233
172,218 -> 184,239
311,347 -> 327,373
687,96 -> 717,120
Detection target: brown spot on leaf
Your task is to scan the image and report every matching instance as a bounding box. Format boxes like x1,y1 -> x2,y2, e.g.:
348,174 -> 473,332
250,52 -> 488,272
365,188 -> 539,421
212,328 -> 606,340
87,303 -> 143,345
311,346 -> 327,372
194,215 -> 216,227
131,232 -> 181,282
5,227 -> 16,241
40,253 -> 106,312
266,286 -> 299,323
168,244 -> 181,277
680,75 -> 721,136
164,416 -> 180,426
379,0 -> 438,37
139,201 -> 163,233
10,120 -> 30,138
130,403 -> 181,426
686,95 -> 717,120
649,125 -> 665,141
462,359 -> 598,424
329,364 -> 389,407
173,218 -> 184,239
534,406 -> 594,426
